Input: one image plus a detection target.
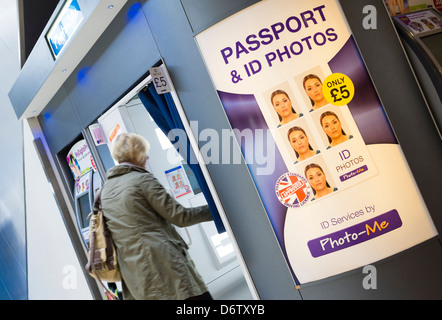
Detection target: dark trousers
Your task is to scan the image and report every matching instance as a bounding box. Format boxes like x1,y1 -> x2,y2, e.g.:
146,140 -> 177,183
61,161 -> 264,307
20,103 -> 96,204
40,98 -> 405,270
185,291 -> 213,300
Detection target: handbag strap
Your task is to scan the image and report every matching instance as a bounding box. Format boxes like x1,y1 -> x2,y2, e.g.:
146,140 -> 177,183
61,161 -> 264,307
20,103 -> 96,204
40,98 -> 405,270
93,189 -> 116,271
93,188 -> 103,211
87,188 -> 118,300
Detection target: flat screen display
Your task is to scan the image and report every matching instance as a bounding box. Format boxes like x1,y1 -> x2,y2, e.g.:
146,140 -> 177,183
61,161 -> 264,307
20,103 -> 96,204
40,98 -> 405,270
46,0 -> 83,58
77,193 -> 91,229
421,32 -> 442,67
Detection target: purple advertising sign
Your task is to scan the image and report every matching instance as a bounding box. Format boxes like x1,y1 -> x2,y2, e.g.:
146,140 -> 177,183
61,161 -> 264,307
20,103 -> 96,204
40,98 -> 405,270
196,0 -> 437,284
308,210 -> 402,258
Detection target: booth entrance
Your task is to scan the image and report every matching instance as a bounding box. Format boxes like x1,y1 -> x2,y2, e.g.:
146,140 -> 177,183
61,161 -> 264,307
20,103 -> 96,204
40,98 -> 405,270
64,72 -> 255,300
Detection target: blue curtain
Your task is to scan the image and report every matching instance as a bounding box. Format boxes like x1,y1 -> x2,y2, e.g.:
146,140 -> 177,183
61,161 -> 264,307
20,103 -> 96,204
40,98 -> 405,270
138,84 -> 225,233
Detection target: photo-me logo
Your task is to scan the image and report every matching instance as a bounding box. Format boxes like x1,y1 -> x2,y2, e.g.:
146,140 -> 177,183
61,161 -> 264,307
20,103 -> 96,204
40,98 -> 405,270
308,210 -> 402,258
275,172 -> 310,208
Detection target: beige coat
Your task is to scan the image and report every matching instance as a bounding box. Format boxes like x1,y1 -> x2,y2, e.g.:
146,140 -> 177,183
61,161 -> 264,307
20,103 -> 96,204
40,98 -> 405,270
101,164 -> 213,300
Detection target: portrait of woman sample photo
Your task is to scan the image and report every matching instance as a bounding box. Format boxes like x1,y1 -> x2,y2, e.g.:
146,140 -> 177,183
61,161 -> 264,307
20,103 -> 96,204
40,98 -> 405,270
287,126 -> 320,163
271,89 -> 303,127
320,110 -> 353,148
303,74 -> 328,111
100,133 -> 214,300
304,163 -> 337,200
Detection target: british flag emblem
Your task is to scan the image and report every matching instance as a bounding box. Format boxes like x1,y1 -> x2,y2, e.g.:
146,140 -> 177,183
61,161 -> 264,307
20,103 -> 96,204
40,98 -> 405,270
275,173 -> 310,208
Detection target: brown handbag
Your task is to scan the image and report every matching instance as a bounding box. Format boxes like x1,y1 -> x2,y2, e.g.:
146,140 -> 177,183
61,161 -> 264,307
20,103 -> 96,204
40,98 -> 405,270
85,189 -> 121,299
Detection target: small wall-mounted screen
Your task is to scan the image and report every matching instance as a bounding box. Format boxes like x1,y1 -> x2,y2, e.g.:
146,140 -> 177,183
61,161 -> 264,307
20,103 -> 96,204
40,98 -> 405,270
421,32 -> 442,68
46,0 -> 84,58
77,193 -> 91,229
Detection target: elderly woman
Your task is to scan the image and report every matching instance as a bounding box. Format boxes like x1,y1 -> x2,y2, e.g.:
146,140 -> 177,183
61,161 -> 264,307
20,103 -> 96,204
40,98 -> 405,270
101,133 -> 213,300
